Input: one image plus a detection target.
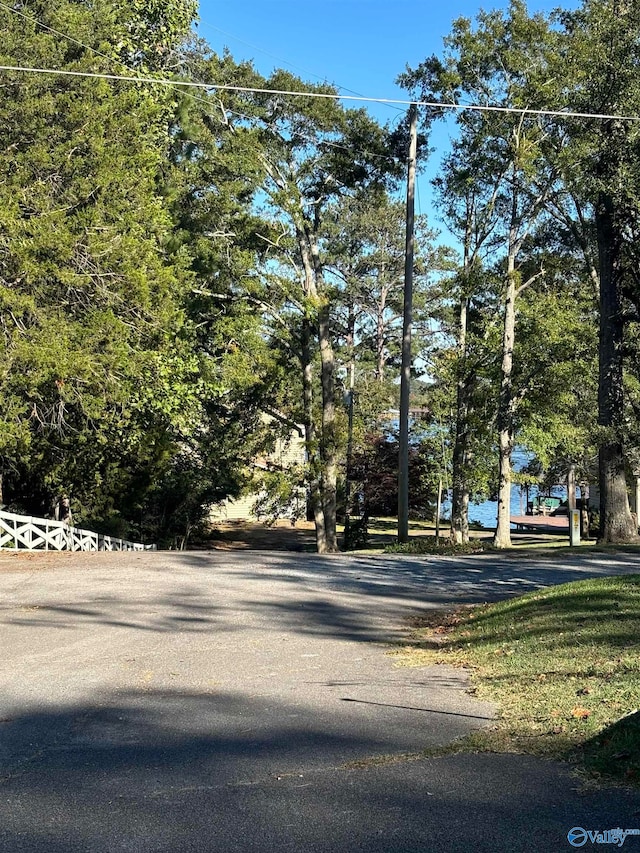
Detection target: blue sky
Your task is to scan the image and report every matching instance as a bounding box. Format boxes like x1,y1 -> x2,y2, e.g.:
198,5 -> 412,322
196,1 -> 579,230
196,1 -> 579,110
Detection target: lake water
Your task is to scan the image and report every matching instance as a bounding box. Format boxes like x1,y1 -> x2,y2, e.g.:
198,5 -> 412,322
440,449 -> 568,530
441,483 -> 566,530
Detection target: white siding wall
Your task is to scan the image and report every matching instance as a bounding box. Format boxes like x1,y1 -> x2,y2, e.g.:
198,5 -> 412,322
210,418 -> 305,522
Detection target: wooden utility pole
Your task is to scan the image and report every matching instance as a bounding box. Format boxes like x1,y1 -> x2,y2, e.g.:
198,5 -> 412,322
567,464 -> 576,512
398,103 -> 418,543
568,463 -> 579,547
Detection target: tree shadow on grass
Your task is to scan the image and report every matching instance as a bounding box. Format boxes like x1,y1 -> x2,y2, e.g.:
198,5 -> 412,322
578,710 -> 640,784
443,576 -> 640,652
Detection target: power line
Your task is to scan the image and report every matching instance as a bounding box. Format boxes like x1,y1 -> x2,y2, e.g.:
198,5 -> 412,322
0,0 -> 113,63
0,0 -> 397,166
0,64 -> 637,122
0,3 -> 395,163
0,0 -> 393,135
0,2 -> 222,117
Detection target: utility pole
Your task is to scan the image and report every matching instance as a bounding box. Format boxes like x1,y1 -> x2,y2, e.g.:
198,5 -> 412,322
398,103 -> 418,543
568,463 -> 580,546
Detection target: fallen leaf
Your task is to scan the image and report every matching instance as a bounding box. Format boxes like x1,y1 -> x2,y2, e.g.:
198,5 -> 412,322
570,707 -> 591,719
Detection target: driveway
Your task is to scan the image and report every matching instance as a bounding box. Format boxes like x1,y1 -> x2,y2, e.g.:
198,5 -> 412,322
1,549 -> 639,852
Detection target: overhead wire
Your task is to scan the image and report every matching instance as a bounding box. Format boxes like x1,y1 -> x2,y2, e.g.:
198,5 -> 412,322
6,0 -> 636,282
0,3 -> 399,165
0,0 -> 114,64
0,64 -> 637,122
1,0 -> 637,213
0,4 -> 405,241
0,0 -> 227,120
1,3 -> 637,128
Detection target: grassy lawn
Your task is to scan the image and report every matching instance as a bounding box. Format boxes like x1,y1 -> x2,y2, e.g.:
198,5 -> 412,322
359,517 -> 585,553
392,574 -> 640,787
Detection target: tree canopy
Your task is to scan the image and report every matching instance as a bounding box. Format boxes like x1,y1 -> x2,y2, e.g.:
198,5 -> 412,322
1,0 -> 639,549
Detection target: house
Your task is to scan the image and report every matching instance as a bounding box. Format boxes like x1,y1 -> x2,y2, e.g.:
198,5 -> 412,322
210,413 -> 306,522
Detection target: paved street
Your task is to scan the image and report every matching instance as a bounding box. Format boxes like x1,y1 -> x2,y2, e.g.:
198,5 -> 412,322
1,548 -> 640,852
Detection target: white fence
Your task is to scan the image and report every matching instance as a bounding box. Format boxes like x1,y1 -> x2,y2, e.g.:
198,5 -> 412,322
0,509 -> 155,552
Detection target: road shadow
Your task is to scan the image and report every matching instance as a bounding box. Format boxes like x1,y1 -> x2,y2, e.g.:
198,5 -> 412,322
182,548 -> 640,605
3,549 -> 640,645
0,583 -> 233,634
1,690 -> 638,853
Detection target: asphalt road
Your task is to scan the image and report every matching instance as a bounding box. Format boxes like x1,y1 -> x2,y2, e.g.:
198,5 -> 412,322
1,548 -> 640,852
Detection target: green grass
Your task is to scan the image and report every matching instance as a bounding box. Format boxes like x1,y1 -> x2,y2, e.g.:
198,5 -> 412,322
364,517 -> 441,537
384,537 -> 488,556
392,574 -> 640,786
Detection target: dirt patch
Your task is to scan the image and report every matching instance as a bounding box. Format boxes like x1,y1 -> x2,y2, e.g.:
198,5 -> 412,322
0,550 -> 85,572
207,520 -> 317,551
0,550 -> 154,573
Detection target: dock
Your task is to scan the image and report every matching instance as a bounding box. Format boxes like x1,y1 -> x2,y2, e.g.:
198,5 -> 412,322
510,514 -> 569,533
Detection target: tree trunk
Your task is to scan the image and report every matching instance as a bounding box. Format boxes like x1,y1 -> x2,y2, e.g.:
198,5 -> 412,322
450,295 -> 470,544
375,282 -> 388,382
450,428 -> 471,543
297,223 -> 338,553
596,190 -> 638,543
301,316 -> 326,552
343,301 -> 356,549
297,228 -> 328,552
318,300 -> 339,552
376,307 -> 385,382
493,253 -> 517,548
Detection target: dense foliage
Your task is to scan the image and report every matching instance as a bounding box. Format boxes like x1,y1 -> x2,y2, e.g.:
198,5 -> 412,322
1,0 -> 639,549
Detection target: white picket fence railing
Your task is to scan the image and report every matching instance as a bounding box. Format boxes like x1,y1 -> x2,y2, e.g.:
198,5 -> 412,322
0,509 -> 156,552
